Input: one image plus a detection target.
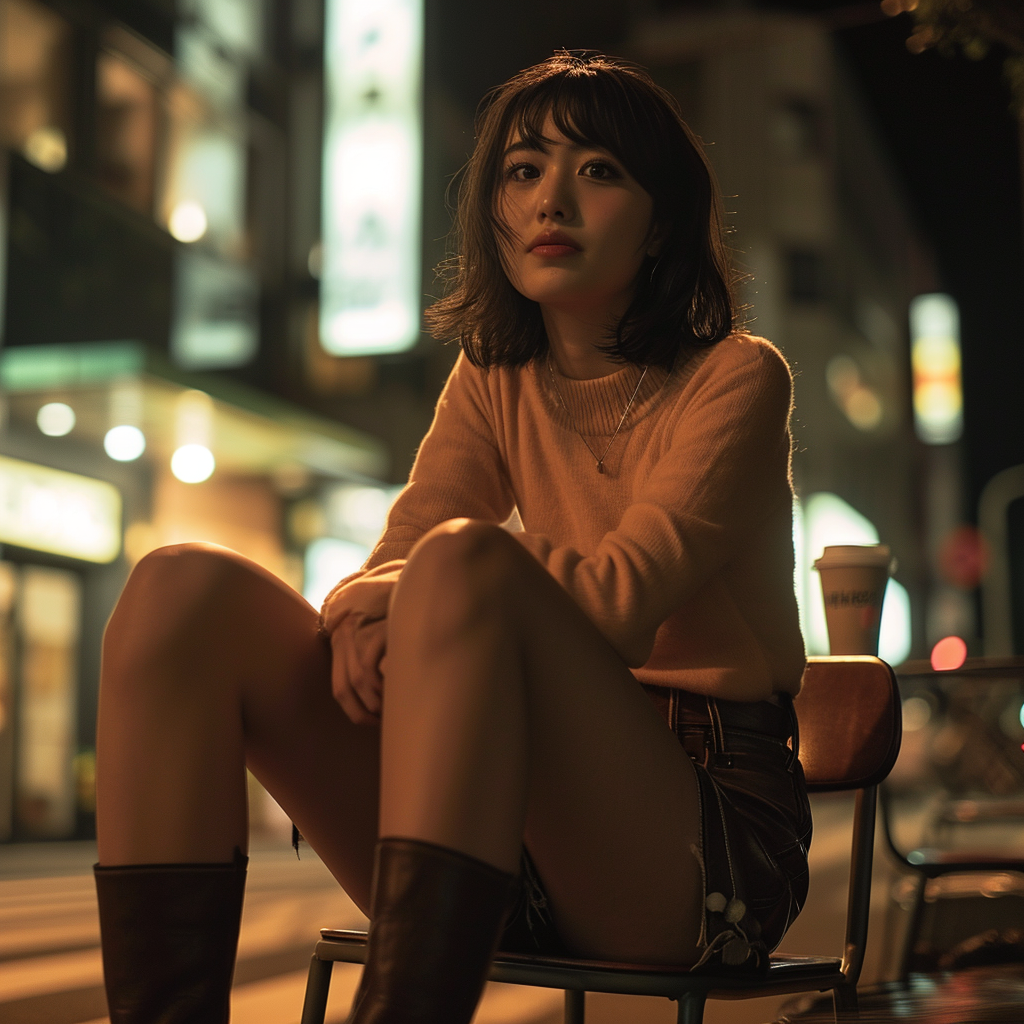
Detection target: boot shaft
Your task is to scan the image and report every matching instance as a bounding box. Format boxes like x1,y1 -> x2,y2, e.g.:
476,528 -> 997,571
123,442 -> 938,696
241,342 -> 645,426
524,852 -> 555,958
350,838 -> 516,1024
94,849 -> 247,1024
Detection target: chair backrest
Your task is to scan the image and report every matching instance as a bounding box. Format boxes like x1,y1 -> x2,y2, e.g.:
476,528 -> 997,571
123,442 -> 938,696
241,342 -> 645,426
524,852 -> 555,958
794,656 -> 902,793
791,656 -> 902,990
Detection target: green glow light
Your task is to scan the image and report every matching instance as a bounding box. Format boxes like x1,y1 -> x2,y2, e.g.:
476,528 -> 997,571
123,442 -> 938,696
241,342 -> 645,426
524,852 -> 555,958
0,342 -> 145,391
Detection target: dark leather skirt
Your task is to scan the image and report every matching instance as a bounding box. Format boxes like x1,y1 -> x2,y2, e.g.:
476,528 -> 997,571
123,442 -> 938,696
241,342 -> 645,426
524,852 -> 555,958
499,685 -> 813,971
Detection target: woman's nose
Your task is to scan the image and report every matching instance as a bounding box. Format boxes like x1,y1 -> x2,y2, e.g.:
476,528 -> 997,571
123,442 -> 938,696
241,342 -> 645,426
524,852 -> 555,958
537,171 -> 577,222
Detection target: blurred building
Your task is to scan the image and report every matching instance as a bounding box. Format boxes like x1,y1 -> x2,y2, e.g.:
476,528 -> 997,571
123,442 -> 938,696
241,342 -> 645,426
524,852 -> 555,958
0,0 -> 985,843
630,9 -> 975,663
0,0 -> 414,842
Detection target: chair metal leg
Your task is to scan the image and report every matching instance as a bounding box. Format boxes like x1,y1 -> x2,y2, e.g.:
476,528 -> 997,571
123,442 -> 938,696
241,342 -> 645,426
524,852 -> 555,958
833,979 -> 859,1017
676,990 -> 706,1024
564,988 -> 585,1024
897,875 -> 928,981
300,954 -> 334,1024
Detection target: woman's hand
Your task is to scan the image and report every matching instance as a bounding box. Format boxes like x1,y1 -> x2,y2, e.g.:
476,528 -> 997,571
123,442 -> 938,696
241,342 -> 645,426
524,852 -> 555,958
329,615 -> 388,726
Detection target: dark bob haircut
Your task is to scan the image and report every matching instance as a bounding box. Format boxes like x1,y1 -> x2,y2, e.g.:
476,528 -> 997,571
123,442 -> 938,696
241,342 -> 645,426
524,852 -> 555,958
425,51 -> 738,371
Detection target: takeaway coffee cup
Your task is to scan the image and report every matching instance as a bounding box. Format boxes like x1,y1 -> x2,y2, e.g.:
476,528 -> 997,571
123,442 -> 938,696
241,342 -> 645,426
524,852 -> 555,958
813,545 -> 896,656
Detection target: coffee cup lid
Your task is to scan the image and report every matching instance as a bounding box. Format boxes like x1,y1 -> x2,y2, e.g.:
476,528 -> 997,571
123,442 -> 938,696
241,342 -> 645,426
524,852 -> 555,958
813,544 -> 896,572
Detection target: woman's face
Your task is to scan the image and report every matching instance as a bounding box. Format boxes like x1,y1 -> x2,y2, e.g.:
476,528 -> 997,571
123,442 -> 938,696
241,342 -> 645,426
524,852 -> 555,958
496,113 -> 658,318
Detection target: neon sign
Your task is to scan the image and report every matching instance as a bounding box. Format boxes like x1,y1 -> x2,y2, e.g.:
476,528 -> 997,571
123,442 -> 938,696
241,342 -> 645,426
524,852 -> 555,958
320,0 -> 424,355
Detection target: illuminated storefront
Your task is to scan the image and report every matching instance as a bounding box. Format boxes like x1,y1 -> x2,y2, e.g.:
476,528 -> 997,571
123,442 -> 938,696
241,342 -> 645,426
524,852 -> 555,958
0,342 -> 388,841
0,459 -> 122,840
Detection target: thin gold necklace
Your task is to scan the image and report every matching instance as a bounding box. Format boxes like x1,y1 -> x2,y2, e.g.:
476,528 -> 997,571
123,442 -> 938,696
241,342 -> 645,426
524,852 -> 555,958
547,357 -> 649,474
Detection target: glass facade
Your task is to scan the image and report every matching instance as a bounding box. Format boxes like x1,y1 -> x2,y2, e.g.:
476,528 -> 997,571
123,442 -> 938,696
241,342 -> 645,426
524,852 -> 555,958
0,561 -> 82,841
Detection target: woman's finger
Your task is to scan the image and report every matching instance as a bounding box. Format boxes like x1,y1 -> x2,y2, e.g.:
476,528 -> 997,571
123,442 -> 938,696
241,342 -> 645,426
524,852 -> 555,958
348,625 -> 383,710
351,671 -> 382,716
329,616 -> 384,725
336,685 -> 379,726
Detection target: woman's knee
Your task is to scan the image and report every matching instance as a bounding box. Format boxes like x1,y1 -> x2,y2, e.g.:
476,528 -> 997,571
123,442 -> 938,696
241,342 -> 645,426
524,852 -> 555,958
104,544 -> 250,668
393,519 -> 521,621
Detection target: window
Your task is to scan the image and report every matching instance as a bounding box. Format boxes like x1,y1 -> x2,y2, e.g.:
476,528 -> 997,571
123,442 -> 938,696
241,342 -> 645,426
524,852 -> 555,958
0,0 -> 72,172
0,561 -> 83,840
96,50 -> 161,213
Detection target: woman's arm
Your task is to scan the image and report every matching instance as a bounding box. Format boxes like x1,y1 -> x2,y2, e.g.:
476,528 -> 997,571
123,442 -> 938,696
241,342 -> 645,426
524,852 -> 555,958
514,341 -> 795,668
321,352 -> 517,633
321,353 -> 516,723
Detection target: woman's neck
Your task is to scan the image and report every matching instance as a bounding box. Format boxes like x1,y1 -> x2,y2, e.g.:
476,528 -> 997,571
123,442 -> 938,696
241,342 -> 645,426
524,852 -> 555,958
542,305 -> 626,380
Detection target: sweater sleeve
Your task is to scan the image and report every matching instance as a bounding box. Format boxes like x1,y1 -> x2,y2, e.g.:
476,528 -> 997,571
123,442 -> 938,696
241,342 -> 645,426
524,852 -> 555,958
320,353 -> 516,631
514,343 -> 794,667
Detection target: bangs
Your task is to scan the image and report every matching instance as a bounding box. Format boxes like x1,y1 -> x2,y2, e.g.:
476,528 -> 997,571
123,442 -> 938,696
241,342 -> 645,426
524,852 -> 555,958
496,68 -> 670,192
507,75 -> 640,164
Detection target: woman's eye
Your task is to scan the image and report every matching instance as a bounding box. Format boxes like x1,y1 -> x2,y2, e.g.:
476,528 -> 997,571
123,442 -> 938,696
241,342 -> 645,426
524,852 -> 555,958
581,160 -> 619,180
506,162 -> 539,182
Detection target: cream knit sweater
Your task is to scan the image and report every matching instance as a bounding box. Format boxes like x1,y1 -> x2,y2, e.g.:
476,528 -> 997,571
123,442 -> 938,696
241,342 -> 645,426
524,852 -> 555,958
321,333 -> 806,701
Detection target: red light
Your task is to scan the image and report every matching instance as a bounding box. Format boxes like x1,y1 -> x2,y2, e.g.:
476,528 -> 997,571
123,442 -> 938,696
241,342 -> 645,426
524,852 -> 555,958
930,636 -> 967,671
938,525 -> 989,590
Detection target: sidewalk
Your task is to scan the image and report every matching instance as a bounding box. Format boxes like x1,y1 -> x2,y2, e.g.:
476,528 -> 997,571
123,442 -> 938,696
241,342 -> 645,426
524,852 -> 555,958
0,802 -> 863,1024
7,794 -> 1019,1024
0,838 -> 564,1024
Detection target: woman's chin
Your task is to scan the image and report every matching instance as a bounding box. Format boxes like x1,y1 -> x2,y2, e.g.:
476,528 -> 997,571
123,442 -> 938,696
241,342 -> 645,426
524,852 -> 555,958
530,290 -> 627,322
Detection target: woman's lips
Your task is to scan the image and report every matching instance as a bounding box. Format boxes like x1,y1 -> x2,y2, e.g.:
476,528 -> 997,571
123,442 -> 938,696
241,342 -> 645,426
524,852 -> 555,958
530,244 -> 581,257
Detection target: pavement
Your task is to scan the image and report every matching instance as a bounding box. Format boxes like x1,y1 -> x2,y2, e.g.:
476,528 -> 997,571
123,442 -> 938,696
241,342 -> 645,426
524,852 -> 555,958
1,795 -> 1022,1024
0,836 -> 563,1024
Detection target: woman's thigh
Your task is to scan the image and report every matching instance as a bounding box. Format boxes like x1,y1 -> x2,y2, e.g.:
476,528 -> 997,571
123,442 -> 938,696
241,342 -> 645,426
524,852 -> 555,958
99,543 -> 381,911
511,556 -> 703,965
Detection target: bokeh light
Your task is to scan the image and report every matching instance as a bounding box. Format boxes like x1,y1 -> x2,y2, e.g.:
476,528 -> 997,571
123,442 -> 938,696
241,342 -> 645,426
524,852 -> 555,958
911,293 -> 962,445
930,635 -> 967,671
303,537 -> 368,608
170,444 -> 215,483
23,126 -> 67,172
168,200 -> 208,242
37,402 -> 76,437
825,355 -> 884,432
104,425 -> 146,462
902,696 -> 932,732
938,524 -> 989,590
879,578 -> 912,666
844,386 -> 884,431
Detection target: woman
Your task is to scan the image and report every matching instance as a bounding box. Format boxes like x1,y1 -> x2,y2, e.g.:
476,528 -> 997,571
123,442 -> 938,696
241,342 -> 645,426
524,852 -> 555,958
94,52 -> 811,1024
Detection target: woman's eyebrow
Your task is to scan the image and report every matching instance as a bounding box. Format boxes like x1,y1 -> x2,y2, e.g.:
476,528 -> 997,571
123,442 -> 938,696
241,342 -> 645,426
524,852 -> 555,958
502,139 -> 547,159
502,139 -> 602,160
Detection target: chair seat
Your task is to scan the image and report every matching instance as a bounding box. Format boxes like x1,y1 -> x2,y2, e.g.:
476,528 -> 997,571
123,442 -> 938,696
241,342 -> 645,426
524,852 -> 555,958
936,798 -> 1024,826
315,929 -> 844,1000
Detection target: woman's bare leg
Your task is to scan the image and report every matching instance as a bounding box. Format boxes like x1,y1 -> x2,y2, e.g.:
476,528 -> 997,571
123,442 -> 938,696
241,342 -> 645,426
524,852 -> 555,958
382,520 -> 705,965
96,543 -> 380,912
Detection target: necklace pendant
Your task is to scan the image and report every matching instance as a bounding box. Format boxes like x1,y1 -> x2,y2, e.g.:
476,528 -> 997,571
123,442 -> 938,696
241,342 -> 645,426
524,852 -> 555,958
597,461 -> 605,474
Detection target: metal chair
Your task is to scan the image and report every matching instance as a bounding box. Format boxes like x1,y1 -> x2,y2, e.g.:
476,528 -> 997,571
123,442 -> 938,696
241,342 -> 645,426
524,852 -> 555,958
879,784 -> 1024,977
300,655 -> 902,1024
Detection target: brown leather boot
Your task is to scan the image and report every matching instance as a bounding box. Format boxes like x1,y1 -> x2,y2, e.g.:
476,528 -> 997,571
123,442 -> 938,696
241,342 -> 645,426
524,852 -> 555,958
348,838 -> 517,1024
94,848 -> 247,1024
